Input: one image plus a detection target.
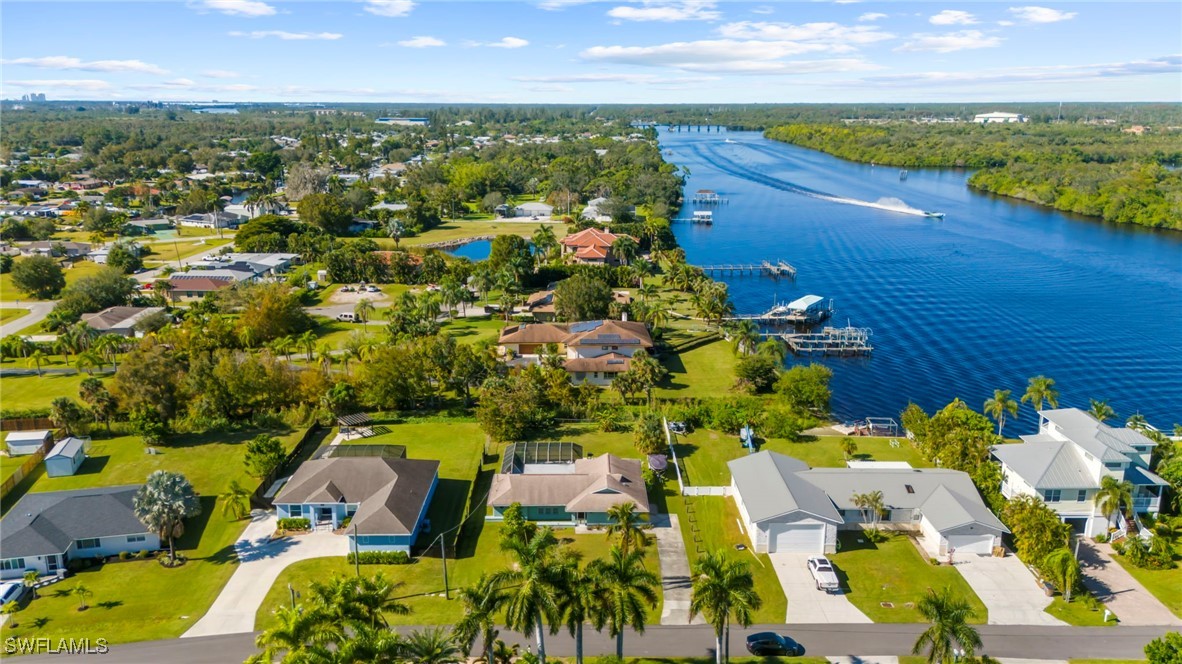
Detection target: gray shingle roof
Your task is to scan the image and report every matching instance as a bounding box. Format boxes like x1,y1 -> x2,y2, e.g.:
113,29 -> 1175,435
1,486 -> 148,558
728,452 -> 842,524
919,485 -> 1008,534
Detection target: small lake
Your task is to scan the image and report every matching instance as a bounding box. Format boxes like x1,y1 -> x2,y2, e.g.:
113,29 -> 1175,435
661,129 -> 1182,426
444,239 -> 492,261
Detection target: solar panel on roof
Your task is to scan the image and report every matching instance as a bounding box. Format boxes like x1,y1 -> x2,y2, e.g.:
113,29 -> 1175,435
569,321 -> 603,333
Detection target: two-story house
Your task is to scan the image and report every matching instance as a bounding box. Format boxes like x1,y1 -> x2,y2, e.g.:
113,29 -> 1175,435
991,408 -> 1166,537
497,319 -> 653,386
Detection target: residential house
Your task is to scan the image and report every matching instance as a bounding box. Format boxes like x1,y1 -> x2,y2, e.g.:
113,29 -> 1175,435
490,448 -> 650,524
0,486 -> 160,579
204,253 -> 300,277
167,275 -> 235,301
559,227 -> 635,266
274,447 -> 439,553
60,178 -> 106,191
991,408 -> 1166,536
123,218 -> 173,235
81,306 -> 166,337
45,437 -> 87,477
19,241 -> 91,259
581,198 -> 634,223
497,319 -> 653,386
5,430 -> 52,456
729,451 -> 1007,556
511,202 -> 554,219
177,211 -> 245,229
974,112 -> 1028,124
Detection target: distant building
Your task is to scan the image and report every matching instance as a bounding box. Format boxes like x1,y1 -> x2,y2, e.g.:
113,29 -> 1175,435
81,306 -> 166,337
375,117 -> 429,127
177,211 -> 245,229
974,112 -> 1027,124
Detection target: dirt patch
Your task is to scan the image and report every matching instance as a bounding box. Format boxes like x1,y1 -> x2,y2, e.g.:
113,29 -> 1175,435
327,289 -> 391,306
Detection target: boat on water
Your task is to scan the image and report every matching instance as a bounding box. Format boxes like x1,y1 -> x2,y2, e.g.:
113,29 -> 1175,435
924,211 -> 946,219
724,138 -> 737,144
899,169 -> 909,181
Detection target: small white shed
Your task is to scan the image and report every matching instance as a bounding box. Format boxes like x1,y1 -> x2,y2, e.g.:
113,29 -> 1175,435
5,430 -> 52,457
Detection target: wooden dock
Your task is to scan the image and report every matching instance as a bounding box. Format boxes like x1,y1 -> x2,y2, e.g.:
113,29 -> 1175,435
696,260 -> 796,278
769,326 -> 873,356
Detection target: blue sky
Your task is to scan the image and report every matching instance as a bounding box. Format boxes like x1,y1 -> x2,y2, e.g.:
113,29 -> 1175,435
2,1 -> 1179,102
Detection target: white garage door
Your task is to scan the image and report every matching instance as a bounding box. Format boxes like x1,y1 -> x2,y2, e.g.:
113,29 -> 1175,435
947,534 -> 993,555
768,523 -> 824,553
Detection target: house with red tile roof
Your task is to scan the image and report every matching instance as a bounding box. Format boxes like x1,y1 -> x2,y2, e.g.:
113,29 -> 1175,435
559,227 -> 635,266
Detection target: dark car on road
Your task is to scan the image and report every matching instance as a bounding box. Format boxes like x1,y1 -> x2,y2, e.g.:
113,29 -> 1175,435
745,632 -> 804,657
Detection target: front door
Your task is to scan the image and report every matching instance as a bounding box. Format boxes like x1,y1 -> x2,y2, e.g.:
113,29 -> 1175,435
317,507 -> 334,527
46,555 -> 60,573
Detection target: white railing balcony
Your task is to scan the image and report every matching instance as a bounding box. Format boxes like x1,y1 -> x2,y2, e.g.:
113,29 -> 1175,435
1132,496 -> 1161,512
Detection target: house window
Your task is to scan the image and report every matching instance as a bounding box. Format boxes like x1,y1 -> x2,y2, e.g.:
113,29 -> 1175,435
1044,490 -> 1062,503
127,535 -> 146,543
76,538 -> 101,550
0,559 -> 25,571
1076,490 -> 1087,502
288,505 -> 303,517
1104,462 -> 1123,470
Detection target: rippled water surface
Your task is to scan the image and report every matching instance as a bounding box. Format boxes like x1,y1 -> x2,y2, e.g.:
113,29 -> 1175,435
661,129 -> 1182,427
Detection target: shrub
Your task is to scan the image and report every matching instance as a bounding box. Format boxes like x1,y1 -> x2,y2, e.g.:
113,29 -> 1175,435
118,551 -> 131,561
277,517 -> 311,531
339,516 -> 352,529
136,550 -> 150,559
346,551 -> 411,565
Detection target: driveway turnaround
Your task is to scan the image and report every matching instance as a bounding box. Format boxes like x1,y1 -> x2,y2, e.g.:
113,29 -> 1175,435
1078,540 -> 1182,626
770,552 -> 872,624
652,512 -> 705,625
955,554 -> 1065,626
182,510 -> 349,638
0,300 -> 55,337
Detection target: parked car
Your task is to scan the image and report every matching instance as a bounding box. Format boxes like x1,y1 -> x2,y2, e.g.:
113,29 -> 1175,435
339,286 -> 355,293
0,581 -> 25,606
807,556 -> 841,592
667,421 -> 688,435
365,285 -> 380,293
336,312 -> 357,322
745,632 -> 803,656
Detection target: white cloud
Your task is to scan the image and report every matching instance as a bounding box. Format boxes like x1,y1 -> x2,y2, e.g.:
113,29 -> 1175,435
858,12 -> 887,22
581,39 -> 878,74
4,79 -> 113,91
997,20 -> 1015,26
364,0 -> 415,17
486,37 -> 530,48
201,69 -> 241,79
513,73 -> 718,85
857,55 -> 1182,87
607,1 -> 720,22
718,21 -> 895,48
897,30 -> 1002,53
751,5 -> 774,14
194,0 -> 276,17
1,56 -> 168,75
398,36 -> 445,47
929,10 -> 977,25
536,0 -> 596,9
1007,6 -> 1077,23
229,30 -> 343,40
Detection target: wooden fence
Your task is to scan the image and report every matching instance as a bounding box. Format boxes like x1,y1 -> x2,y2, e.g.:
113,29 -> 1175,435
0,442 -> 52,499
1,417 -> 55,432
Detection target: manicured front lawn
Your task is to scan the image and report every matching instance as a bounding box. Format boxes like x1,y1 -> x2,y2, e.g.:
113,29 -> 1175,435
655,338 -> 737,399
0,259 -> 107,301
0,373 -> 92,411
0,307 -> 27,324
371,220 -> 569,248
830,532 -> 988,624
1045,596 -> 1112,626
141,236 -> 232,265
0,447 -> 39,483
1109,540 -> 1182,618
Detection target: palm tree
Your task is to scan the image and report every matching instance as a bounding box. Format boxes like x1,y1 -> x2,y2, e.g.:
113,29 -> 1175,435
316,342 -> 336,375
92,333 -> 126,370
352,573 -> 412,628
220,480 -> 253,521
852,490 -> 886,530
132,470 -> 203,561
490,526 -> 569,664
401,626 -> 464,664
841,438 -> 858,460
488,640 -> 518,664
75,350 -> 103,375
730,320 -> 760,356
73,583 -> 92,611
912,587 -> 983,663
355,299 -> 376,324
300,626 -> 403,664
22,569 -> 39,600
689,551 -> 762,664
1042,549 -> 1081,602
385,218 -> 405,248
253,604 -> 342,663
1125,413 -> 1148,431
756,337 -> 788,363
26,349 -> 47,377
589,545 -> 659,659
532,225 -> 558,263
298,330 -> 317,362
983,389 -> 1019,437
611,235 -> 639,266
1094,475 -> 1134,529
647,305 -> 669,334
605,501 -> 647,554
1021,375 -> 1059,415
559,564 -> 606,664
1089,399 -> 1116,423
454,574 -> 508,664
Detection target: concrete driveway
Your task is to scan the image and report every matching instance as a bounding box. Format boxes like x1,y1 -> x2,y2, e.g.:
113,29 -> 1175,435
182,510 -> 348,638
769,553 -> 872,624
954,554 -> 1065,626
651,512 -> 705,625
1077,540 -> 1182,626
0,300 -> 55,337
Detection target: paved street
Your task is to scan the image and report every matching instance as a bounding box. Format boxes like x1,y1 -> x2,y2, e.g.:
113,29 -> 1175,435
1078,540 -> 1182,626
15,623 -> 1174,662
954,553 -> 1065,626
0,300 -> 55,337
771,552 -> 872,624
182,510 -> 349,638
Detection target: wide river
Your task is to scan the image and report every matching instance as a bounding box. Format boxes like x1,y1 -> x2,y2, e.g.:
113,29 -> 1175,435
660,128 -> 1182,428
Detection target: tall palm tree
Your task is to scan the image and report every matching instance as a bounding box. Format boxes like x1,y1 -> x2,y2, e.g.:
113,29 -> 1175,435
385,218 -> 405,248
730,320 -> 760,356
454,574 -> 508,664
532,225 -> 558,263
756,338 -> 789,363
983,389 -> 1019,437
912,587 -> 983,664
559,564 -> 606,664
401,626 -> 464,664
26,349 -> 47,377
611,236 -> 639,266
75,350 -> 103,376
589,546 -> 659,659
689,551 -> 762,664
852,490 -> 886,530
490,526 -> 569,664
316,342 -> 335,375
1021,375 -> 1060,415
22,569 -> 40,600
1089,399 -> 1116,423
352,573 -> 411,628
220,480 -> 253,521
298,330 -> 317,362
92,333 -> 126,370
1094,475 -> 1134,528
355,299 -> 376,324
252,604 -> 342,663
605,501 -> 647,554
132,470 -> 202,561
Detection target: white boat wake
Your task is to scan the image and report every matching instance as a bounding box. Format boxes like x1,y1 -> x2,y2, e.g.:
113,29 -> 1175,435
820,195 -> 933,217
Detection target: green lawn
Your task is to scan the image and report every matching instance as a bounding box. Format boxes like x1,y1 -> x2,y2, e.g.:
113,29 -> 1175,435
142,237 -> 233,265
0,259 -> 107,301
829,532 -> 988,624
0,446 -> 38,483
1045,596 -> 1112,626
1109,540 -> 1182,618
371,220 -> 569,248
0,373 -> 92,411
0,307 -> 28,324
655,338 -> 737,399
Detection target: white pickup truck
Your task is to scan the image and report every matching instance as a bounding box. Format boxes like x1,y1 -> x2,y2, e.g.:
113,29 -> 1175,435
807,556 -> 841,593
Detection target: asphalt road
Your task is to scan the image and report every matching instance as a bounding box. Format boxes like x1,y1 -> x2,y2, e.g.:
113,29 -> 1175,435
0,300 -> 56,337
10,623 -> 1171,662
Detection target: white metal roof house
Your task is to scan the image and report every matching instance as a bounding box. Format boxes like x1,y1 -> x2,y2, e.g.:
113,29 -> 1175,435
991,408 -> 1165,537
511,201 -> 554,219
729,451 -> 1007,557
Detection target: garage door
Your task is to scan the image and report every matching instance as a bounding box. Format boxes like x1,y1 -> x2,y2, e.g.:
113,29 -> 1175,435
947,534 -> 993,555
768,523 -> 824,553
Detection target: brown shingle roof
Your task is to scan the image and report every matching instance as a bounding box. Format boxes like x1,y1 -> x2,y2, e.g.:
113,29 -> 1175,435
168,276 -> 234,292
498,322 -> 571,345
489,453 -> 649,514
564,353 -> 632,374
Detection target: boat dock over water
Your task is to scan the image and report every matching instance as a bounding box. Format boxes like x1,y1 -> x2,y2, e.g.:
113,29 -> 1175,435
766,325 -> 873,356
695,260 -> 796,278
692,189 -> 728,204
731,295 -> 832,325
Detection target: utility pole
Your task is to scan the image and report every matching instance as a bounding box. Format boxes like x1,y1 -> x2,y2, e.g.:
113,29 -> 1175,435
352,522 -> 360,576
440,532 -> 450,600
